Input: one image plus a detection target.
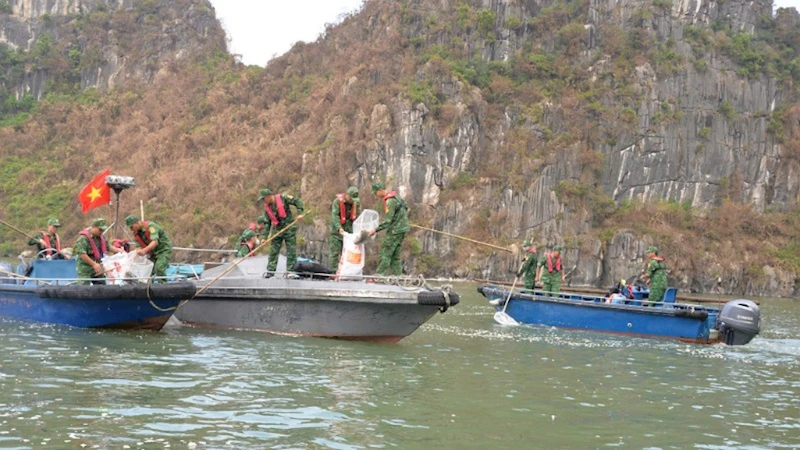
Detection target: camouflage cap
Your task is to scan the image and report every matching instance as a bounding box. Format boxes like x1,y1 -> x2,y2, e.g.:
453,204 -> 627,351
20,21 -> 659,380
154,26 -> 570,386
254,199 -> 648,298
47,218 -> 61,227
346,186 -> 360,202
522,239 -> 532,248
257,188 -> 273,201
552,245 -> 563,252
646,246 -> 659,254
256,215 -> 269,224
91,218 -> 108,231
371,182 -> 385,194
124,215 -> 139,227
241,229 -> 256,241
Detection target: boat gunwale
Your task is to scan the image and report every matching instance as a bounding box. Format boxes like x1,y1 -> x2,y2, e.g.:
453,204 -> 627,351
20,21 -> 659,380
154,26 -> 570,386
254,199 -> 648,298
481,284 -> 721,316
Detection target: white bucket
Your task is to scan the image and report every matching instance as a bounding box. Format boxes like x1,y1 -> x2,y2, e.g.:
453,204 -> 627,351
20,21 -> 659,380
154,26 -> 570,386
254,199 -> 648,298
353,209 -> 379,235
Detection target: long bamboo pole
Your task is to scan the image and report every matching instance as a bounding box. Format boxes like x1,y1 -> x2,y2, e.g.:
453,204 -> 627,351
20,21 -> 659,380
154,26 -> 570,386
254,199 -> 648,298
410,224 -> 512,253
0,218 -> 36,241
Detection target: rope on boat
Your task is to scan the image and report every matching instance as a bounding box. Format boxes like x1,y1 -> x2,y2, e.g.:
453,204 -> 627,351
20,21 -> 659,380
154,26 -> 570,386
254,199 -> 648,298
144,275 -> 179,312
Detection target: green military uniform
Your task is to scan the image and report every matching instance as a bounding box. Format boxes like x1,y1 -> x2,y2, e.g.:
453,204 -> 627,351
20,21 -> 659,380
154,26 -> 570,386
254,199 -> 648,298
259,188 -> 305,274
517,240 -> 538,290
28,219 -> 63,259
373,182 -> 409,276
74,218 -> 110,285
646,246 -> 667,303
538,246 -> 564,294
329,186 -> 361,271
126,215 -> 173,280
236,229 -> 257,258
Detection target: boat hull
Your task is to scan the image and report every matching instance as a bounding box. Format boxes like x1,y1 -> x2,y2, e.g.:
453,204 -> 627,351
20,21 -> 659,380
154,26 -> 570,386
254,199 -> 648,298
480,285 -> 720,344
176,296 -> 441,343
0,284 -> 188,330
176,256 -> 457,342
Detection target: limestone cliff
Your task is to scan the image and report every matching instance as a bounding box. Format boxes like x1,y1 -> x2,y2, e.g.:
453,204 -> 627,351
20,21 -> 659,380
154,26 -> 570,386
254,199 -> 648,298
0,0 -> 224,99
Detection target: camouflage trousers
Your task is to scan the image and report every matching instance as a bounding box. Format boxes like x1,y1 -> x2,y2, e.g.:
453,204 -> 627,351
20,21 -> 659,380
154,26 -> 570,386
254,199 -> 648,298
329,233 -> 343,271
150,250 -> 172,280
376,231 -> 405,276
267,227 -> 297,273
524,273 -> 537,290
648,283 -> 666,303
541,273 -> 562,295
76,263 -> 106,285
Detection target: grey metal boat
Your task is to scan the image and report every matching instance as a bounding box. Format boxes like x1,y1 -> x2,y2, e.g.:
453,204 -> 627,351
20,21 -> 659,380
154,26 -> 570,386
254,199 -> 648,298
174,256 -> 459,343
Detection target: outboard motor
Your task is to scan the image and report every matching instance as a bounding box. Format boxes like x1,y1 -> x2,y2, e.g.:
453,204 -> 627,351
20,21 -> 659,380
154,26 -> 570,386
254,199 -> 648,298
717,300 -> 761,345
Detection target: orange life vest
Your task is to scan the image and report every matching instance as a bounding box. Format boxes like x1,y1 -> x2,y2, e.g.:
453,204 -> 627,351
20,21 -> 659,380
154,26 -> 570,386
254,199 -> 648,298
40,231 -> 61,256
78,229 -> 108,261
265,195 -> 287,226
383,191 -> 398,213
336,193 -> 358,224
133,221 -> 153,253
546,252 -> 562,273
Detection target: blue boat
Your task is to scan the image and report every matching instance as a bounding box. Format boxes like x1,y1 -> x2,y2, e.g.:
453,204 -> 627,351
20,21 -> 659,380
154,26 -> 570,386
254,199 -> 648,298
478,285 -> 761,345
0,259 -> 196,330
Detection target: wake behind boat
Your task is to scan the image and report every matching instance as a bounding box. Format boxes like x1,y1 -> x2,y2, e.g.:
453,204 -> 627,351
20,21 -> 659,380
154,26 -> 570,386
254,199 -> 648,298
479,284 -> 760,345
0,258 -> 195,330
174,256 -> 460,343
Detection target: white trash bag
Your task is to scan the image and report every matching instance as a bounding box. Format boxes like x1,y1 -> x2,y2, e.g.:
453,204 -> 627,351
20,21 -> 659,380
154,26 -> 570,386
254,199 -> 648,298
127,253 -> 154,280
101,252 -> 132,285
337,232 -> 365,279
353,209 -> 379,236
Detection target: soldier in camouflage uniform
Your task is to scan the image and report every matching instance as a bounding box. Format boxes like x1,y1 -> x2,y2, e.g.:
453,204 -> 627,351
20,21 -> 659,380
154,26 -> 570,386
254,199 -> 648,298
642,245 -> 667,304
236,229 -> 258,258
74,218 -> 122,284
28,218 -> 69,259
536,245 -> 566,294
369,182 -> 409,276
125,215 -> 173,281
258,188 -> 304,276
517,240 -> 539,290
329,186 -> 361,271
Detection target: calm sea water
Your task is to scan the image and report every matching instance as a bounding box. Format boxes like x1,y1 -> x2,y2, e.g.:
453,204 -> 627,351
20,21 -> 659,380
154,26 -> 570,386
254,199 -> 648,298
0,283 -> 798,449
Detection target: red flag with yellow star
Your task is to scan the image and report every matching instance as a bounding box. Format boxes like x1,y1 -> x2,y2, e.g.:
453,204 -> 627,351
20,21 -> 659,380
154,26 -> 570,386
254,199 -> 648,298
78,169 -> 111,214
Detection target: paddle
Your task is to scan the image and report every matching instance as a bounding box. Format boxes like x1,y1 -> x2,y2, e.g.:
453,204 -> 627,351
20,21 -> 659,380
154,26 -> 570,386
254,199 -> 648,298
0,218 -> 37,241
0,268 -> 50,285
493,260 -> 526,326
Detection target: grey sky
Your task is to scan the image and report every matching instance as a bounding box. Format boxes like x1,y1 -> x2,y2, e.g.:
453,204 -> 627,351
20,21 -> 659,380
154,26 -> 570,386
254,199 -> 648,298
208,0 -> 364,66
209,0 -> 800,67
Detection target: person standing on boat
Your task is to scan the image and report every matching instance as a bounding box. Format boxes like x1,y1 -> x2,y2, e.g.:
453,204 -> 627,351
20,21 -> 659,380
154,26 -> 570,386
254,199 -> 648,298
258,188 -> 304,277
641,246 -> 667,303
369,182 -> 409,276
28,218 -> 69,260
236,229 -> 259,258
125,215 -> 173,281
74,218 -> 122,285
329,186 -> 361,271
517,240 -> 539,290
536,245 -> 565,294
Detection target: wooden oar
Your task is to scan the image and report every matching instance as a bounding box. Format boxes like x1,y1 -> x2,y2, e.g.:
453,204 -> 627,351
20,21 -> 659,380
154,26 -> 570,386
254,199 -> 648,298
410,224 -> 512,253
190,212 -> 309,300
0,218 -> 36,241
0,268 -> 50,285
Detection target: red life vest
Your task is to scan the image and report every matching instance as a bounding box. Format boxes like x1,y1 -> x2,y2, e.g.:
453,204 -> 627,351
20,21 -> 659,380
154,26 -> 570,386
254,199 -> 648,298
652,256 -> 665,262
336,194 -> 358,224
78,229 -> 108,261
133,221 -> 153,253
40,231 -> 61,256
265,195 -> 287,226
546,252 -> 562,273
383,191 -> 398,213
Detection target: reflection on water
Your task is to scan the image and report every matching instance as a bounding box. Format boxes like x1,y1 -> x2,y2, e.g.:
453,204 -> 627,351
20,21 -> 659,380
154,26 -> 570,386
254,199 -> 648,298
0,286 -> 798,449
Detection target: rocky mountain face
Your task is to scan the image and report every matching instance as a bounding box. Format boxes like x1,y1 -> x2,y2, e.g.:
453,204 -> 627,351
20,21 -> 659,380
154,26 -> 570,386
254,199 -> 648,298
0,0 -> 224,99
292,0 -> 800,297
1,0 -> 798,298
